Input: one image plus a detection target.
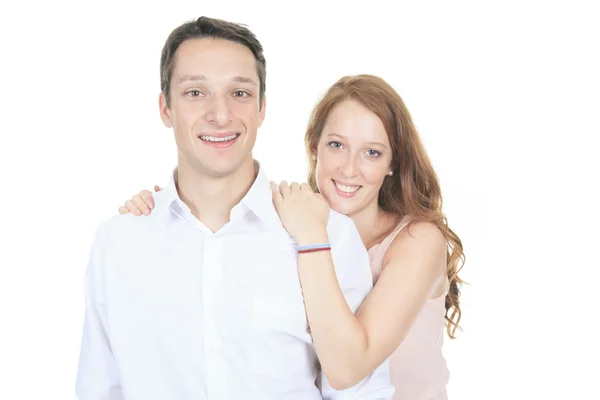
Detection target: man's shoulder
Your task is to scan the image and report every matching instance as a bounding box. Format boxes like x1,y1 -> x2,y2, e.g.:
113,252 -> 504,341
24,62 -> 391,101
326,209 -> 374,294
93,196 -> 170,245
326,209 -> 357,239
91,215 -> 145,249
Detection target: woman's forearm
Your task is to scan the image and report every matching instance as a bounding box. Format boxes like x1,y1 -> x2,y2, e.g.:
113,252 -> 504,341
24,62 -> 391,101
296,230 -> 371,389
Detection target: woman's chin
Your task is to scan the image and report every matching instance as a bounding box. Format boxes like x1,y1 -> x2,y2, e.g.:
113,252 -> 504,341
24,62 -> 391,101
325,195 -> 361,217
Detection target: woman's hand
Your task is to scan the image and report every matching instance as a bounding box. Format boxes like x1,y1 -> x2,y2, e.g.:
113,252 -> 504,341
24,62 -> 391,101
270,181 -> 330,244
118,185 -> 162,216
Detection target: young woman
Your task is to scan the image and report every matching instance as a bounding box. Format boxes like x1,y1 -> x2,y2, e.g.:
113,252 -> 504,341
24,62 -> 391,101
118,74 -> 465,400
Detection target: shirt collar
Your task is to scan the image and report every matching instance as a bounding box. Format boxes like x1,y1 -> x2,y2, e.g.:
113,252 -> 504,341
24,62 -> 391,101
240,160 -> 282,228
160,160 -> 282,229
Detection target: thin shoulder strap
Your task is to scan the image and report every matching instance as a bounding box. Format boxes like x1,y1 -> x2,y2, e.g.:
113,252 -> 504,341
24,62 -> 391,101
379,216 -> 413,252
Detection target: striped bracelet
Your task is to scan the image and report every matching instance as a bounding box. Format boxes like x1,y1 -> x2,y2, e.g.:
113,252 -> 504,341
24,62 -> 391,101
295,243 -> 331,254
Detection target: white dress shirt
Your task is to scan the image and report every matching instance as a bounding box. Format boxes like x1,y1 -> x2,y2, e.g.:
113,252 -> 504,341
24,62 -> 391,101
75,162 -> 394,400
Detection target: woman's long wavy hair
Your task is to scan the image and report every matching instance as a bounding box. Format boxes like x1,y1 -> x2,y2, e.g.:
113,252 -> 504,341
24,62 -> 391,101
305,75 -> 465,338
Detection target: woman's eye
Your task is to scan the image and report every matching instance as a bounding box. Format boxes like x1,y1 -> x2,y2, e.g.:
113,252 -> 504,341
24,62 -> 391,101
328,141 -> 343,149
366,149 -> 381,157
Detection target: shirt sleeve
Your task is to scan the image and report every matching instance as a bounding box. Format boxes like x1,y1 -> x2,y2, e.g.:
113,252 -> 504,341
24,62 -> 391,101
75,227 -> 124,400
319,216 -> 395,399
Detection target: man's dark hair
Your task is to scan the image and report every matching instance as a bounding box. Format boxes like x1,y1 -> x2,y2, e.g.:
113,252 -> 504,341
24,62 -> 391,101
160,16 -> 266,108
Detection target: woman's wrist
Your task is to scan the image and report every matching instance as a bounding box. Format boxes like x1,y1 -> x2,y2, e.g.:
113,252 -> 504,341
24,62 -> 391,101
296,227 -> 329,247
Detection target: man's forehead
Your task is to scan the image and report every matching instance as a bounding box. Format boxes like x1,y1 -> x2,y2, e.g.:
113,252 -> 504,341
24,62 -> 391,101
172,39 -> 259,82
175,38 -> 255,63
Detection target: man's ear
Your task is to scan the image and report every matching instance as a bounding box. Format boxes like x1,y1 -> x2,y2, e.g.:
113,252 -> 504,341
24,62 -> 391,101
257,95 -> 266,127
159,92 -> 172,128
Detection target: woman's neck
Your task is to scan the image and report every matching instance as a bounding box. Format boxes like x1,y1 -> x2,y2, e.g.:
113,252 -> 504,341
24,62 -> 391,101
350,205 -> 401,250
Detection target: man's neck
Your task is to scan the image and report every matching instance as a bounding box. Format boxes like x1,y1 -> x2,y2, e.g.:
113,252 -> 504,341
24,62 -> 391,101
176,157 -> 258,232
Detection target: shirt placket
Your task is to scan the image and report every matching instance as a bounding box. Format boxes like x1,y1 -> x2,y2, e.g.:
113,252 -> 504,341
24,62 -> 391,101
202,235 -> 228,398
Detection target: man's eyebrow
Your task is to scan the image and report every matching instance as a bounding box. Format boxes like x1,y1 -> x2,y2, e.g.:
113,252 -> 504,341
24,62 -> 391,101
232,76 -> 258,86
176,75 -> 258,87
178,75 -> 206,84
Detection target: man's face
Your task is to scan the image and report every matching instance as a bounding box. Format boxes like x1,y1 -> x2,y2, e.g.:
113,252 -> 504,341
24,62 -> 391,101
160,38 -> 266,178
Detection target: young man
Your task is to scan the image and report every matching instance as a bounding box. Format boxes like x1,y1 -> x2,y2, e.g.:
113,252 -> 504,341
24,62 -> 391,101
75,16 -> 394,399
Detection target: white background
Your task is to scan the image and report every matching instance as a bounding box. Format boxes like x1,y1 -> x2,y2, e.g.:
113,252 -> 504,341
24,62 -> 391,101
1,1 -> 598,399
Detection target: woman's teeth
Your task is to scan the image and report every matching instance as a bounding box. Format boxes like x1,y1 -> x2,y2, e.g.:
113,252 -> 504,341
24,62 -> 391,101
335,181 -> 360,193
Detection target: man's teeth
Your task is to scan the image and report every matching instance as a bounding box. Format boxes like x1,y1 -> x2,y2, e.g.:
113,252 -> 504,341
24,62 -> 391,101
335,182 -> 360,193
200,134 -> 238,142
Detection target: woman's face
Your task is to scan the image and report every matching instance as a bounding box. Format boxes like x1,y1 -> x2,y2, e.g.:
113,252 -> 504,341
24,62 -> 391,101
314,99 -> 393,217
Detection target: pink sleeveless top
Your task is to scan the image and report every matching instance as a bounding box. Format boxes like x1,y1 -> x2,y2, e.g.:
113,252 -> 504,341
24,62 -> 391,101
368,217 -> 450,400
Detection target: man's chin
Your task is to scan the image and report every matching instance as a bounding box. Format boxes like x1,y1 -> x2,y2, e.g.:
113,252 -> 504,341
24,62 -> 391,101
197,158 -> 253,179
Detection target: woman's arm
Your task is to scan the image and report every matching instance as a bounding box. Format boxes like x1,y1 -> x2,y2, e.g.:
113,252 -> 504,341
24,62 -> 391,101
298,221 -> 446,389
272,181 -> 446,389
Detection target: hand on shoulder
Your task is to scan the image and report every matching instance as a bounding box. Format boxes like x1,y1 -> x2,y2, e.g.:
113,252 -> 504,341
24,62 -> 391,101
118,185 -> 162,216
